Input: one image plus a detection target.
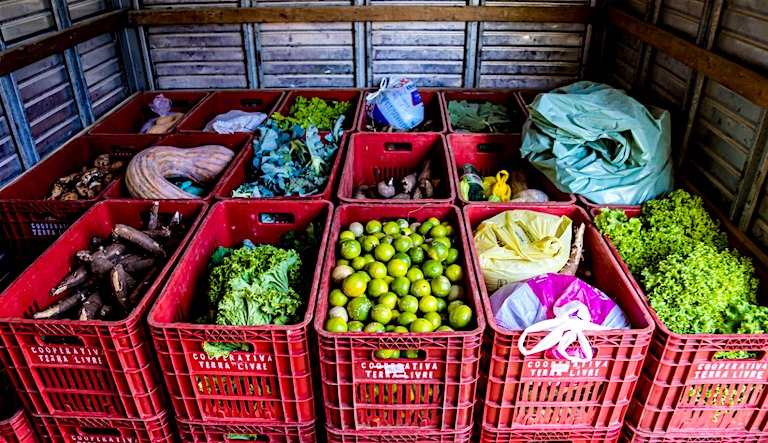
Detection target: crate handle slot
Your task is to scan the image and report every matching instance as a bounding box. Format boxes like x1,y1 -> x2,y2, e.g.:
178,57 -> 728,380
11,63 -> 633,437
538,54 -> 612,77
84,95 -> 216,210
37,334 -> 85,346
224,434 -> 268,442
372,349 -> 427,362
172,99 -> 191,108
76,427 -> 122,437
477,143 -> 505,153
240,98 -> 264,107
385,142 -> 413,152
259,213 -> 295,224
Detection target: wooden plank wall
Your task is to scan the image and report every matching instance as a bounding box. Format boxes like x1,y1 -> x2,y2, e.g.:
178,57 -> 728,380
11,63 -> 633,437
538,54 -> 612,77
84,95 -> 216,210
604,0 -> 768,250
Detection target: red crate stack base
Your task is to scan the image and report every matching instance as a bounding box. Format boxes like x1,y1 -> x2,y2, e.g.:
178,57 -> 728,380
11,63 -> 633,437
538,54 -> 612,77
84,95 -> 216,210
316,204 -> 484,432
448,133 -> 576,206
177,419 -> 318,442
0,135 -> 158,259
476,424 -> 622,443
0,409 -> 39,443
465,205 -> 654,431
0,200 -> 207,419
621,422 -> 768,443
176,90 -> 284,132
33,411 -> 175,443
326,426 -> 473,443
337,133 -> 456,204
148,200 -> 332,423
89,91 -> 208,135
358,89 -> 447,133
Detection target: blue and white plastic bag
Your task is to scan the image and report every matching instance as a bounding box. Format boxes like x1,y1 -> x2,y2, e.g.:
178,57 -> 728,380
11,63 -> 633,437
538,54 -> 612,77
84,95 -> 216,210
365,77 -> 424,130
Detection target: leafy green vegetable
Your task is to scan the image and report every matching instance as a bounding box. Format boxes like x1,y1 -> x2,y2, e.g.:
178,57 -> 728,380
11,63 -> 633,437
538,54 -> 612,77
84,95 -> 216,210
172,180 -> 207,197
280,220 -> 322,264
232,117 -> 343,198
594,190 -> 766,351
272,96 -> 350,131
202,242 -> 304,357
448,100 -> 516,133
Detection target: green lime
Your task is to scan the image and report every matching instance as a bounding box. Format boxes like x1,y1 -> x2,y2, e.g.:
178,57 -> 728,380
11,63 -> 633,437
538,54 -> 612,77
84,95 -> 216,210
350,256 -> 368,271
436,325 -> 454,332
443,224 -> 454,236
410,233 -> 424,247
408,247 -> 425,265
430,275 -> 452,298
337,259 -> 349,266
426,217 -> 440,226
361,235 -> 380,252
427,243 -> 448,262
396,218 -> 409,229
393,236 -> 414,253
422,260 -> 443,279
374,243 -> 396,262
444,248 -> 459,265
410,318 -> 434,333
418,222 -> 434,236
329,289 -> 348,307
365,220 -> 382,234
339,230 -> 356,243
393,326 -> 409,333
373,232 -> 385,240
410,279 -> 431,297
363,254 -> 375,264
447,300 -> 465,314
392,252 -> 411,268
436,298 -> 447,312
348,321 -> 364,332
419,295 -> 439,313
383,221 -> 400,235
406,267 -> 424,283
340,240 -> 362,260
387,259 -> 408,278
347,297 -> 373,322
430,225 -> 447,238
400,228 -> 413,236
375,349 -> 395,359
445,264 -> 463,283
397,312 -> 418,327
325,317 -> 348,332
367,261 -> 388,279
342,274 -> 367,297
391,309 -> 400,318
371,304 -> 393,325
378,292 -> 399,310
431,236 -> 451,249
367,278 -> 389,297
398,295 -> 419,314
404,350 -> 419,359
391,350 -> 400,359
365,322 -> 385,333
390,276 -> 411,297
385,325 -> 395,332
424,312 -> 442,330
449,305 -> 473,329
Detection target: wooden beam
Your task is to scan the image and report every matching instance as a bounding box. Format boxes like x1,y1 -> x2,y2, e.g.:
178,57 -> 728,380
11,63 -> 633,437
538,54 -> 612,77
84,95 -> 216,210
0,9 -> 128,77
608,7 -> 768,110
128,6 -> 592,25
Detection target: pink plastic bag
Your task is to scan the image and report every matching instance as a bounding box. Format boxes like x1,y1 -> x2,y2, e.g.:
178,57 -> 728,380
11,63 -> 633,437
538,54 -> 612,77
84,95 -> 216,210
489,273 -> 630,362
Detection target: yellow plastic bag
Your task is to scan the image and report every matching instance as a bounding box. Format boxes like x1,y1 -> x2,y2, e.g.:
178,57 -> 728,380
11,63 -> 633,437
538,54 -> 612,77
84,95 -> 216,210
473,210 -> 572,292
490,171 -> 511,202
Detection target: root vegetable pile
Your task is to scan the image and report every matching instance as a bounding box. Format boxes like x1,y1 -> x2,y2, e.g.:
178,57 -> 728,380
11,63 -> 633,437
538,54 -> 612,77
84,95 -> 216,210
354,159 -> 441,200
36,202 -> 184,321
44,154 -> 124,201
324,217 -> 476,359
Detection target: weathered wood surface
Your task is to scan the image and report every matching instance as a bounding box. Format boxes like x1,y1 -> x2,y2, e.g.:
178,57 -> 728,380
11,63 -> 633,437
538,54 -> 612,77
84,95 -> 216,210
0,9 -> 128,77
128,5 -> 593,25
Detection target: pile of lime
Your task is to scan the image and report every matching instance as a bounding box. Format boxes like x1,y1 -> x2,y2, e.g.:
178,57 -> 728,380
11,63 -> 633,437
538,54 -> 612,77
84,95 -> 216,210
324,217 -> 475,356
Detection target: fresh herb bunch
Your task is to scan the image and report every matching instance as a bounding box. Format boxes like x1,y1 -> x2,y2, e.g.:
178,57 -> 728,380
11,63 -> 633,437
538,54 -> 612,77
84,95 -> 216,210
448,100 -> 516,133
594,190 -> 766,352
272,96 -> 350,131
232,117 -> 343,198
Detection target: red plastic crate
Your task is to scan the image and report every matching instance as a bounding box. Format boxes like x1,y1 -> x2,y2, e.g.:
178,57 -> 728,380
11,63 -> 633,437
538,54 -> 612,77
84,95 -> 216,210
0,200 -> 207,419
177,419 -> 318,442
448,133 -> 576,206
176,90 -> 285,132
598,208 -> 768,434
89,91 -> 208,135
275,89 -> 362,133
105,132 -> 252,200
315,204 -> 484,431
214,133 -> 347,201
337,133 -> 456,205
620,422 -> 768,443
464,205 -> 654,430
0,409 -> 39,443
358,89 -> 446,133
515,89 -> 548,114
0,135 -> 158,259
33,411 -> 175,443
476,424 -> 621,443
147,200 -> 332,423
326,425 -> 473,443
442,90 -> 526,134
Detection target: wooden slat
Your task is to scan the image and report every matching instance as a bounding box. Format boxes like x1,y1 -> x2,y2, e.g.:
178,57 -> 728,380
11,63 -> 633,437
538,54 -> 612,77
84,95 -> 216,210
128,6 -> 592,25
0,9 -> 128,77
608,7 -> 768,110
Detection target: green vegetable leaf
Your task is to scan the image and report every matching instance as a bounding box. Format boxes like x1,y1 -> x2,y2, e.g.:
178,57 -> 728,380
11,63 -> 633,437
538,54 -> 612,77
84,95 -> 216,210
448,100 -> 516,133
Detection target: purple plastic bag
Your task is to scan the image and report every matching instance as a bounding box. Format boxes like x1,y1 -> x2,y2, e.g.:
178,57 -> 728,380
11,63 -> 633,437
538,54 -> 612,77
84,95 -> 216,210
489,273 -> 630,362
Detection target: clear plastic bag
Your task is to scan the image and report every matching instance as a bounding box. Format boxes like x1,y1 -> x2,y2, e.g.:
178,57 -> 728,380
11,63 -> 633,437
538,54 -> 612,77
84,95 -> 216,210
365,77 -> 424,130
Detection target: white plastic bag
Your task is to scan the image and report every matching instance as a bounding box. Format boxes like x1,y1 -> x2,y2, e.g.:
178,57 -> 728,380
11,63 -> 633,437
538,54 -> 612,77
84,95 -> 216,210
204,110 -> 268,134
365,77 -> 424,130
489,273 -> 631,363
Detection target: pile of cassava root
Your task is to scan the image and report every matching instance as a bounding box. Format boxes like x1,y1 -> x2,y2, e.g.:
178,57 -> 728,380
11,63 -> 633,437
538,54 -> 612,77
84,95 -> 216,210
34,202 -> 184,321
354,158 -> 440,200
44,154 -> 125,201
